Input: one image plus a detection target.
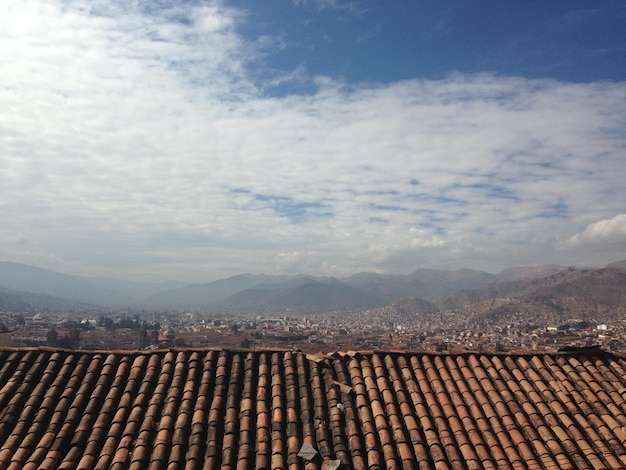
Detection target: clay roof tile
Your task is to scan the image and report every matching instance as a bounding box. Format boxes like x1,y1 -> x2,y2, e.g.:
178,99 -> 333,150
2,347 -> 626,469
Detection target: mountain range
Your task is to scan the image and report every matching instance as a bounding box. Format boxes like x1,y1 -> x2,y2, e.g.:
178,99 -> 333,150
0,260 -> 624,315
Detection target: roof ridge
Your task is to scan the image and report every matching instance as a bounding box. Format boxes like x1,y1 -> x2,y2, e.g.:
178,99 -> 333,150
0,345 -> 617,359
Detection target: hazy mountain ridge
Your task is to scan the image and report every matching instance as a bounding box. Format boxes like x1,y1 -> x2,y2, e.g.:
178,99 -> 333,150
390,297 -> 441,316
0,262 -> 131,307
0,286 -> 100,313
88,277 -> 186,302
343,268 -> 497,303
0,260 -> 623,314
443,266 -> 626,316
217,279 -> 384,314
495,264 -> 567,282
606,260 -> 626,270
144,274 -> 298,309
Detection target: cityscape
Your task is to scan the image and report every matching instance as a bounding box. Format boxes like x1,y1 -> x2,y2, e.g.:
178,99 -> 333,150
3,261 -> 625,354
4,301 -> 626,354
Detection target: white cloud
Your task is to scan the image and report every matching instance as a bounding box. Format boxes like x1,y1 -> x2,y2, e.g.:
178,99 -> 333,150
316,0 -> 362,13
0,0 -> 625,281
568,215 -> 626,246
409,228 -> 445,248
192,4 -> 234,33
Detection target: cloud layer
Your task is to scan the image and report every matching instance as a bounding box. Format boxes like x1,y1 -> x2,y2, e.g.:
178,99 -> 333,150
1,0 -> 625,281
568,215 -> 626,246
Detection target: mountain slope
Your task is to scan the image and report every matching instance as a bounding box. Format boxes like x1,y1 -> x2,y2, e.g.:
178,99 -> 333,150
262,280 -> 384,312
144,273 -> 295,309
495,264 -> 567,282
0,262 -> 131,307
2,261 -> 623,315
443,267 -> 626,316
0,286 -> 98,313
344,268 -> 496,302
192,278 -> 384,313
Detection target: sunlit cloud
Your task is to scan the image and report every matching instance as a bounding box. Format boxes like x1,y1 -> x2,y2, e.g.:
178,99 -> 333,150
0,0 -> 625,281
568,215 -> 626,246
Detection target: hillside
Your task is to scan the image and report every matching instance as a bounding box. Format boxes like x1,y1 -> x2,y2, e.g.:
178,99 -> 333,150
0,262 -> 131,307
344,268 -> 496,303
1,260 -> 624,315
143,274 -> 293,309
0,286 -> 99,313
147,268 -> 501,313
495,264 -> 567,282
443,266 -> 626,317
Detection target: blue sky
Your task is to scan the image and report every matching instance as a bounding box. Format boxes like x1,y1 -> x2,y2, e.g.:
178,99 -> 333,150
241,1 -> 626,85
0,0 -> 625,282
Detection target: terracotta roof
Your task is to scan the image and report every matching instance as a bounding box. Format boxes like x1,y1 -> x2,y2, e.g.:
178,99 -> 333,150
0,347 -> 626,469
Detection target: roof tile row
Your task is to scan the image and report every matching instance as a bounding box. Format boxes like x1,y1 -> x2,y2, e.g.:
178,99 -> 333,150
0,347 -> 625,469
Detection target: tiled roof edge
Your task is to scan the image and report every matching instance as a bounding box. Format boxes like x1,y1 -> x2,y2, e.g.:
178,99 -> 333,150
0,345 -> 621,359
367,345 -> 617,358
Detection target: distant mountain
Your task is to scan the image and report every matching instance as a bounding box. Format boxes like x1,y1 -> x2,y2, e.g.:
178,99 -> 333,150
147,269 -> 498,313
218,287 -> 285,312
0,287 -> 31,312
88,277 -> 186,301
152,276 -> 384,313
605,260 -> 626,271
442,278 -> 532,309
0,286 -> 98,313
390,297 -> 440,315
443,266 -> 626,316
0,262 -> 131,307
245,279 -> 385,313
527,267 -> 626,314
1,260 -> 623,315
344,268 -> 496,302
215,276 -> 320,312
495,264 -> 567,282
143,273 -> 294,309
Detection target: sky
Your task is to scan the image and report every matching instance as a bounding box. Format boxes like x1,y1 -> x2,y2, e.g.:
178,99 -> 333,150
1,0 -> 625,283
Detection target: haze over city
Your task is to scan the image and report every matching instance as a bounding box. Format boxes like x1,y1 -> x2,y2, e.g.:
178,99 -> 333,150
1,0 -> 625,283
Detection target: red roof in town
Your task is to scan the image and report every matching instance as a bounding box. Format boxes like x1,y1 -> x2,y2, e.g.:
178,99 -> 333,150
0,346 -> 626,469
